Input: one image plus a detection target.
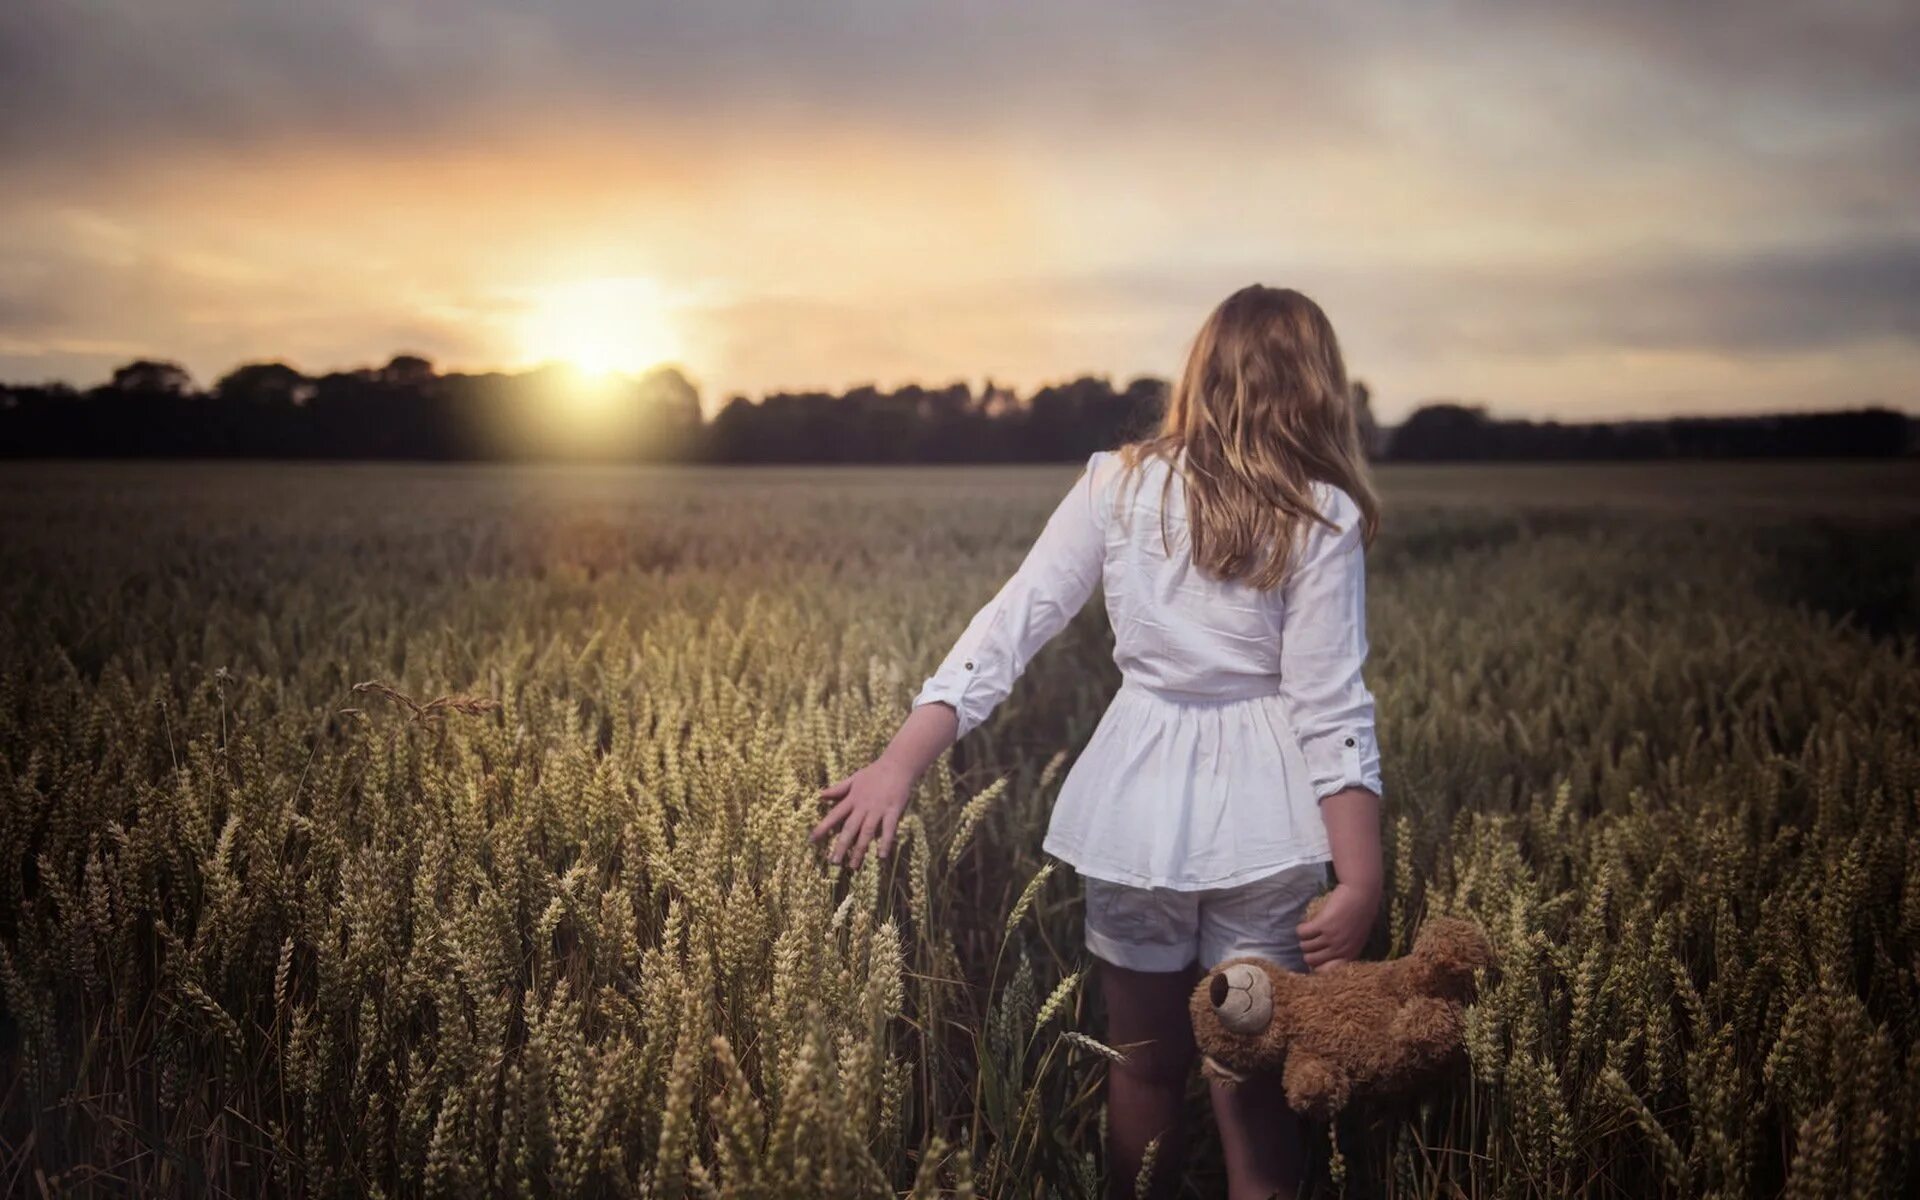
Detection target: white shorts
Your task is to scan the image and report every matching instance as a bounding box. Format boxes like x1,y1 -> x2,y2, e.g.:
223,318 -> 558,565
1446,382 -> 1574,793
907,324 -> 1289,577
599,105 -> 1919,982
1083,861 -> 1331,973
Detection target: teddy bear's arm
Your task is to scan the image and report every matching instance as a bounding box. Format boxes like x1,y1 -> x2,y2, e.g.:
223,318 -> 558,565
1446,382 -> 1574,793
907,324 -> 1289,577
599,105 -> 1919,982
1281,1051 -> 1351,1121
1200,1054 -> 1249,1087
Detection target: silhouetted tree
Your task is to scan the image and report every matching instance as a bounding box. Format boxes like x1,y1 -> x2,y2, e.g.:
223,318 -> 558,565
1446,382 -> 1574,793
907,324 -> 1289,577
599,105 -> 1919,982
1389,403 -> 1494,461
110,360 -> 194,396
216,362 -> 310,406
206,362 -> 311,456
379,354 -> 436,387
1384,402 -> 1909,462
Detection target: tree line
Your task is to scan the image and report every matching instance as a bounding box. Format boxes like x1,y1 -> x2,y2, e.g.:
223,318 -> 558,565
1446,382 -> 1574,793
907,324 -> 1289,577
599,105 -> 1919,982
0,356 -> 1909,462
1387,401 -> 1911,461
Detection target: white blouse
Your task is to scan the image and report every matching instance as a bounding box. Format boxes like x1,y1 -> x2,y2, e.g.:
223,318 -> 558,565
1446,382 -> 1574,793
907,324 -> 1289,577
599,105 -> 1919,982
912,447 -> 1383,891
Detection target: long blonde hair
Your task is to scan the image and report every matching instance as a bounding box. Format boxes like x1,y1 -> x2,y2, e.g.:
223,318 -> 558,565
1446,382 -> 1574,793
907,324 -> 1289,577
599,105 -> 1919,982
1116,284 -> 1380,590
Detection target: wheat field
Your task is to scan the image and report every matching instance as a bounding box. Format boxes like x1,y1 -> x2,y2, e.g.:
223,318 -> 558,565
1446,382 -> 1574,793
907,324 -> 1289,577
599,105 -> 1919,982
0,460 -> 1916,1198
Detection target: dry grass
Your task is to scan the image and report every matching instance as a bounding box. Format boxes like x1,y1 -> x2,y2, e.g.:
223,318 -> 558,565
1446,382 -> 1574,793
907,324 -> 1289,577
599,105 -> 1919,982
348,680 -> 504,723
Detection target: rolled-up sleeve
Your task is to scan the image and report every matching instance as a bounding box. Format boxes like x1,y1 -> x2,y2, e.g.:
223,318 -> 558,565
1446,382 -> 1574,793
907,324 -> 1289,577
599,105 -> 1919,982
912,452 -> 1109,740
1278,485 -> 1383,800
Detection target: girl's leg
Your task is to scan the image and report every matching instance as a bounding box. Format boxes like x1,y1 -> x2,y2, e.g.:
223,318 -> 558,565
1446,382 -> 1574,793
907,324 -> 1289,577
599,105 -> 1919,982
1208,1072 -> 1310,1200
1098,958 -> 1200,1200
1197,866 -> 1325,1199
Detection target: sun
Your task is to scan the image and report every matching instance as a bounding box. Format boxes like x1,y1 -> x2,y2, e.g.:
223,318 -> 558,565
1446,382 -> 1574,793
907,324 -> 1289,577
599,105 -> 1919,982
515,277 -> 680,376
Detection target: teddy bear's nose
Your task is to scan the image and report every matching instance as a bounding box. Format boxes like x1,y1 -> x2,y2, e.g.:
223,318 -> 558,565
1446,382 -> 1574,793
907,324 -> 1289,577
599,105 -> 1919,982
1209,963 -> 1273,1034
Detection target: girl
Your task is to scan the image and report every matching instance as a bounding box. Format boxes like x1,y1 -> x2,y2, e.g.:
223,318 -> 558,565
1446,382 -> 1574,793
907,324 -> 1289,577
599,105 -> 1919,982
810,285 -> 1384,1200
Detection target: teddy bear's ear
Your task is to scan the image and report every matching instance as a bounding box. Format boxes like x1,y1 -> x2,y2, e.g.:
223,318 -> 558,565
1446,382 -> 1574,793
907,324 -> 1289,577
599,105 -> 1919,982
1301,889 -> 1331,924
1410,917 -> 1498,999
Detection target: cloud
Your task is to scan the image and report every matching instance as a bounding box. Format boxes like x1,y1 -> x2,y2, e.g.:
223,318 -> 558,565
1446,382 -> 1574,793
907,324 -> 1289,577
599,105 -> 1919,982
1317,237 -> 1920,360
0,280 -> 65,339
0,1 -> 1378,182
1575,238 -> 1920,355
8,1 -> 1916,199
1544,1 -> 1920,106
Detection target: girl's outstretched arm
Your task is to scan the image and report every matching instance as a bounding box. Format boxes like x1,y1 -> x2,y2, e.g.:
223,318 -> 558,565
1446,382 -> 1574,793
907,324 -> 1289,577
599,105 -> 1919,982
811,452 -> 1110,869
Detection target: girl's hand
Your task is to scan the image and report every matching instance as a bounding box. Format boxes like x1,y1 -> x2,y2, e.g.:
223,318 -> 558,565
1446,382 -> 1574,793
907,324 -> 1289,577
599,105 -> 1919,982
1296,881 -> 1379,972
809,759 -> 914,870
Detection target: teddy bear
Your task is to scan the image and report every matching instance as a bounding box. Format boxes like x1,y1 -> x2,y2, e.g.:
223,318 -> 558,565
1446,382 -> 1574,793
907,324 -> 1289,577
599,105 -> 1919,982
1188,893 -> 1496,1120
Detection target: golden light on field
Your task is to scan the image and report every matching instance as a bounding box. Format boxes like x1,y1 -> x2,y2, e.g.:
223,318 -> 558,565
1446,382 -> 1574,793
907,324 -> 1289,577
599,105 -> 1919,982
514,277 -> 680,377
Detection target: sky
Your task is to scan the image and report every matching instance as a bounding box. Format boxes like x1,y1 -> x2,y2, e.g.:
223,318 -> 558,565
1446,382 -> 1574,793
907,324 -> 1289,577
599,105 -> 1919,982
1,1 -> 1916,421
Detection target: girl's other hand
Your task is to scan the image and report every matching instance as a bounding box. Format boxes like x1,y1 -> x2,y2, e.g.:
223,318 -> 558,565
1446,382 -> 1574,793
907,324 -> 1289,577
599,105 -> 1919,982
809,760 -> 914,870
1296,881 -> 1380,972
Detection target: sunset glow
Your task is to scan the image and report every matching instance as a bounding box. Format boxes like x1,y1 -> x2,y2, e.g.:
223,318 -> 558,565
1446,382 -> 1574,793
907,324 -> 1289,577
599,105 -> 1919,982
515,278 -> 681,377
